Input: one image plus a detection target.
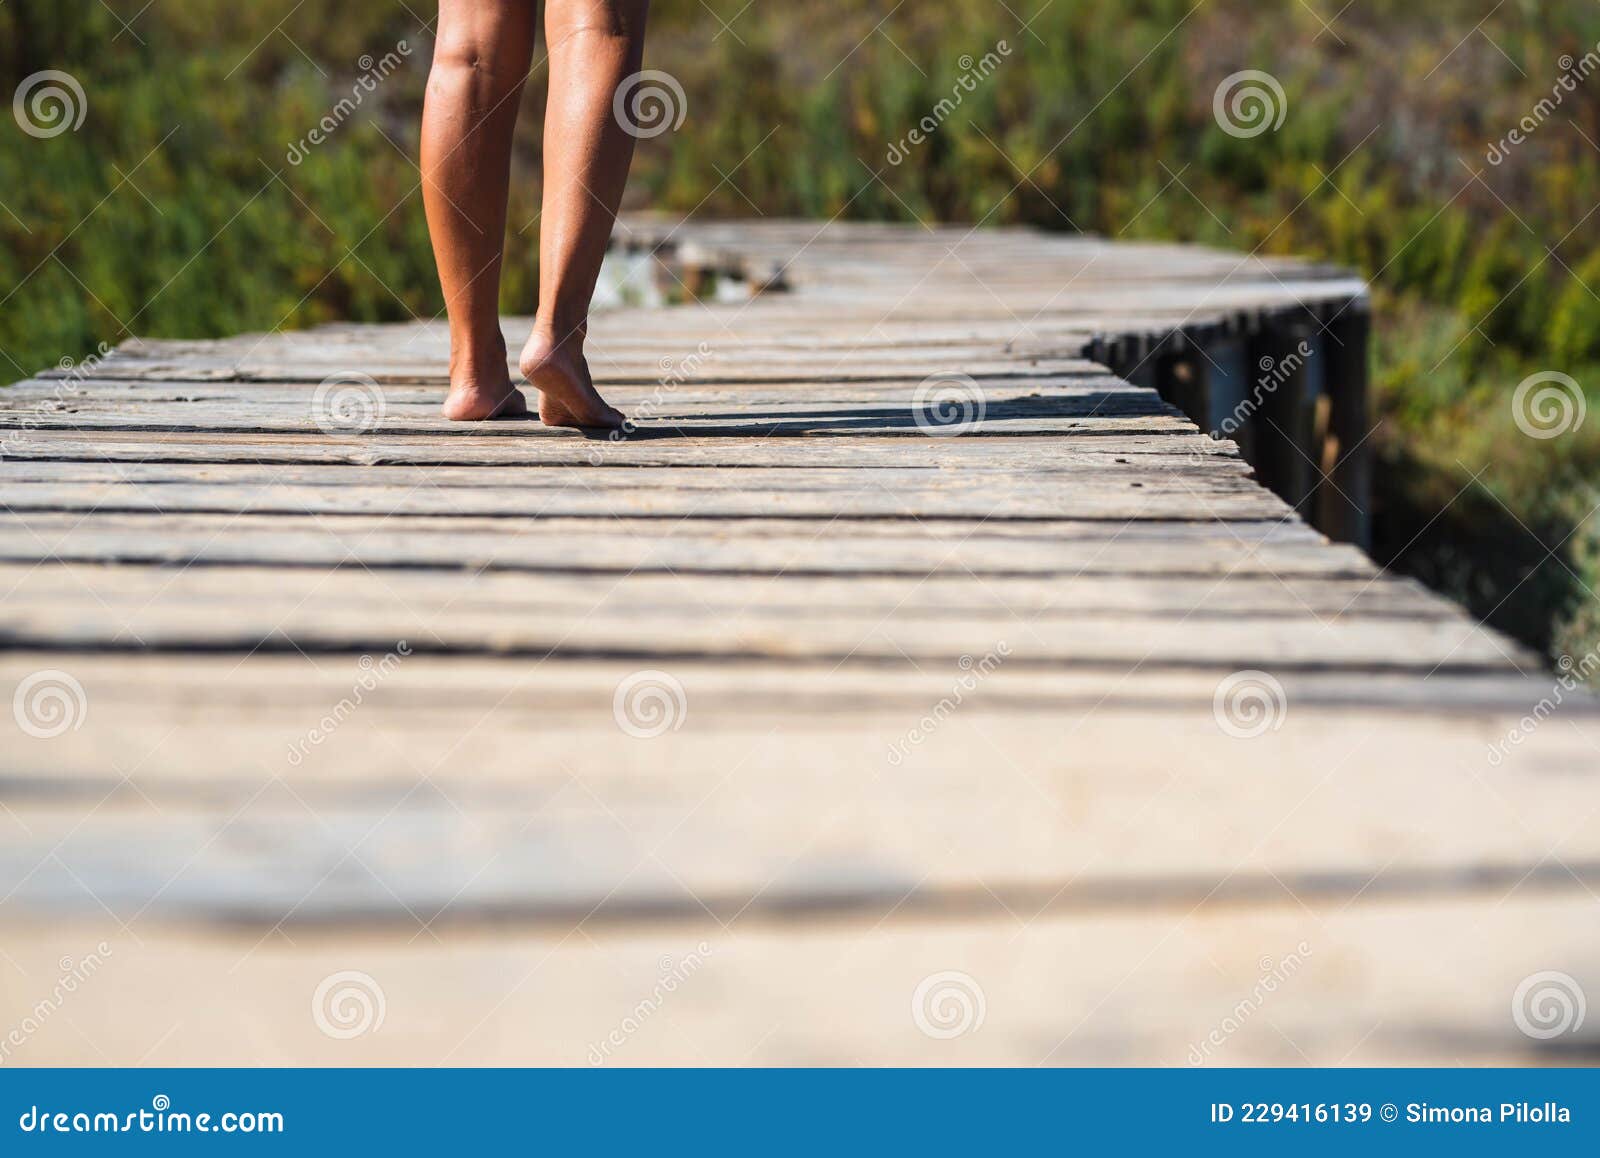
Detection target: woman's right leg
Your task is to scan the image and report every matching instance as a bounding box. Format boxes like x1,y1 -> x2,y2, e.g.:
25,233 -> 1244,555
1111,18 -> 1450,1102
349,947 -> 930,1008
421,0 -> 538,420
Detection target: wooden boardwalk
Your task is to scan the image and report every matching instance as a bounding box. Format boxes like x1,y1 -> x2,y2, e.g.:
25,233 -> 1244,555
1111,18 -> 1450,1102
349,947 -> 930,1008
1,219 -> 1596,1065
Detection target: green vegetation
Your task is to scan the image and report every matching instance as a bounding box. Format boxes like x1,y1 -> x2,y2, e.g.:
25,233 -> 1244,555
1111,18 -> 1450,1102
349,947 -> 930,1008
2,0 -> 1597,658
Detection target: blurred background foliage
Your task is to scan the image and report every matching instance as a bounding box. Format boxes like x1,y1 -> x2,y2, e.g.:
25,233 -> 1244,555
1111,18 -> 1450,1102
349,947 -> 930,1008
1,0 -> 1598,659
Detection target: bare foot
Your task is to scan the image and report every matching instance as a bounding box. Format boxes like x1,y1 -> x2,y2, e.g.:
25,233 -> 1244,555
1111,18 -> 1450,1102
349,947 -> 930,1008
442,377 -> 528,421
442,333 -> 528,420
518,329 -> 625,430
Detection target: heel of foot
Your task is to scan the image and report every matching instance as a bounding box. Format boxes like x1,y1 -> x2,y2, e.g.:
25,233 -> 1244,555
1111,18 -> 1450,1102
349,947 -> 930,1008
442,383 -> 526,421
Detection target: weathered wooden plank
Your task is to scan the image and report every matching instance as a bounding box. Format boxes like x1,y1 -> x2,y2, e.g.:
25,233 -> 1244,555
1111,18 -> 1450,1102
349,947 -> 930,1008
1,411 -> 1194,438
4,562 -> 1497,680
4,379 -> 1186,434
25,357 -> 1116,387
0,652 -> 1561,716
0,891 -> 1587,1066
1,513 -> 1397,584
1,429 -> 1245,469
0,563 -> 1455,620
0,458 -> 1261,486
2,685 -> 1594,918
8,375 -> 1132,403
0,480 -> 1287,521
0,599 -> 1514,668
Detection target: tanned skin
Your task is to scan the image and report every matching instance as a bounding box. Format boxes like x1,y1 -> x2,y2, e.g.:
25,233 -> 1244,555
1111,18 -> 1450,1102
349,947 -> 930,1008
421,0 -> 648,427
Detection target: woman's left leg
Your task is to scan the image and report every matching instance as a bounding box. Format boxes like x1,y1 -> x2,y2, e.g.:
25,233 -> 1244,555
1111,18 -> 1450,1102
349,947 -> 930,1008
517,0 -> 650,429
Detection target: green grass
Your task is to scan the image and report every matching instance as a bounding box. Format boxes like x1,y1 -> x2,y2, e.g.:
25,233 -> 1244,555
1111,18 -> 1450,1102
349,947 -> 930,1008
2,0 -> 1597,659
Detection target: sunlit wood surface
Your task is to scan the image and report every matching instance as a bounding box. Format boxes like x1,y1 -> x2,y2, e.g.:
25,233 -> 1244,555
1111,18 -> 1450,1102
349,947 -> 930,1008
1,220 -> 1595,1065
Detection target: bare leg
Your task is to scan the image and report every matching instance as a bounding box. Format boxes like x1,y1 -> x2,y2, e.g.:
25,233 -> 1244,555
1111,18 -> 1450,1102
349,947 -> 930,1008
421,0 -> 535,420
518,0 -> 649,430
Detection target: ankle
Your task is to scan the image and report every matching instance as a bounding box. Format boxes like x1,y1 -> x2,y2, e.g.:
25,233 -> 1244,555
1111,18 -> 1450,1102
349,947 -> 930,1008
449,354 -> 506,377
450,332 -> 508,383
531,313 -> 587,352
